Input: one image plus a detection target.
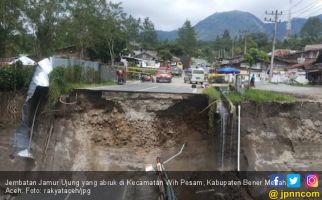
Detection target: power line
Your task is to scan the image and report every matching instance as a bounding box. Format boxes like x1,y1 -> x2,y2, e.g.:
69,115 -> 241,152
292,0 -> 321,15
304,4 -> 322,18
286,0 -> 293,39
291,0 -> 304,9
264,10 -> 283,82
292,0 -> 320,13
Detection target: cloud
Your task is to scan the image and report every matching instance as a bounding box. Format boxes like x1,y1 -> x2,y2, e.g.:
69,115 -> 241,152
114,0 -> 321,30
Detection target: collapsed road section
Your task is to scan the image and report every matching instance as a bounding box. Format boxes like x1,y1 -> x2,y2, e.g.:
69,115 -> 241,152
2,89 -> 322,172
1,88 -> 322,199
25,90 -> 217,171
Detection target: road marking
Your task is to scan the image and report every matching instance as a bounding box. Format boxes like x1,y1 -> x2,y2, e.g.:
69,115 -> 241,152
138,86 -> 159,91
192,88 -> 197,93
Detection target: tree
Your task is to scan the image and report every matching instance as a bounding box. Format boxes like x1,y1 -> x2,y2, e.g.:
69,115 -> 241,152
157,42 -> 184,58
140,17 -> 157,49
100,2 -> 126,66
244,48 -> 269,84
200,46 -> 214,63
65,0 -> 127,64
24,0 -> 69,58
0,0 -> 25,57
123,15 -> 141,47
86,2 -> 127,65
244,48 -> 269,66
300,17 -> 322,39
223,29 -> 231,39
68,0 -> 99,59
177,20 -> 197,57
158,49 -> 172,61
249,32 -> 269,50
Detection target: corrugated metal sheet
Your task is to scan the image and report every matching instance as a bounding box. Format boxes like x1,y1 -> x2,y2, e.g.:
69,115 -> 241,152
52,57 -> 99,71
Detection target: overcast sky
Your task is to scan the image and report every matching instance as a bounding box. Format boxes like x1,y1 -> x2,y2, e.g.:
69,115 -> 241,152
111,0 -> 322,30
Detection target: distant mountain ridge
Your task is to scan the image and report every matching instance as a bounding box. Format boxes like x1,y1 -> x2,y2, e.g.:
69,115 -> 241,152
156,10 -> 322,41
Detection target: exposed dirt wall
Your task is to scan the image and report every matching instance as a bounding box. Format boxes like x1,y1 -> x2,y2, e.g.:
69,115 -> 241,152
240,102 -> 322,171
2,91 -> 322,172
0,91 -> 31,171
0,91 -> 215,171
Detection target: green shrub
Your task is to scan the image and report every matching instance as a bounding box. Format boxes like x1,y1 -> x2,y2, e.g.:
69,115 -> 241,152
84,68 -> 96,83
48,65 -> 102,109
73,65 -> 83,82
49,66 -> 71,108
203,87 -> 220,101
0,62 -> 35,91
203,87 -> 220,134
226,92 -> 243,104
64,65 -> 84,83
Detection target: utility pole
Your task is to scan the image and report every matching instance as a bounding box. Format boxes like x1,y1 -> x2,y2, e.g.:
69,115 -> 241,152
265,10 -> 283,82
244,36 -> 247,55
286,0 -> 293,39
239,30 -> 249,55
231,40 -> 235,58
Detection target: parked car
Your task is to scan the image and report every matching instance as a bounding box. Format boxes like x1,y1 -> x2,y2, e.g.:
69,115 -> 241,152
184,68 -> 192,83
190,68 -> 205,84
156,67 -> 172,83
171,65 -> 182,77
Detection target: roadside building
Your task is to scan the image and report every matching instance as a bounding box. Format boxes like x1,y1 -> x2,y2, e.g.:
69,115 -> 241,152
307,51 -> 322,85
122,49 -> 161,68
270,45 -> 322,84
133,49 -> 160,61
215,57 -> 242,69
304,44 -> 322,51
54,45 -> 79,58
240,58 -> 269,81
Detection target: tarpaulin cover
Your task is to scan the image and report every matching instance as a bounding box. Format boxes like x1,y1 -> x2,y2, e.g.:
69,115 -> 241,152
217,67 -> 240,74
11,58 -> 52,158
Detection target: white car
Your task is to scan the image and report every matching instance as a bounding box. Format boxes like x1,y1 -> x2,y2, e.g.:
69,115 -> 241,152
190,68 -> 205,84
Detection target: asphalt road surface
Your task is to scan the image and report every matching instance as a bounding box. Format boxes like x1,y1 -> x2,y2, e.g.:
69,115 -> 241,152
256,82 -> 322,101
85,77 -> 204,94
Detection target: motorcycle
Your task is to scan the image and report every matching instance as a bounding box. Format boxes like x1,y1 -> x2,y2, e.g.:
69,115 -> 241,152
140,74 -> 155,83
116,70 -> 126,85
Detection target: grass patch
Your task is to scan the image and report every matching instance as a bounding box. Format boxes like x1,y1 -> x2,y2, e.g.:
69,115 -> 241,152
245,89 -> 294,103
226,89 -> 295,104
203,87 -> 220,101
203,87 -> 220,134
226,92 -> 243,104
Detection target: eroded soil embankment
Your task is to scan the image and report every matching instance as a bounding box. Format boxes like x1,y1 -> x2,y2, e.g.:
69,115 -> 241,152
0,91 -> 216,171
0,92 -> 31,171
240,102 -> 322,171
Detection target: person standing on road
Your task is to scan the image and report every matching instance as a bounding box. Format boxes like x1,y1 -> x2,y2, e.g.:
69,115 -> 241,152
250,74 -> 255,87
